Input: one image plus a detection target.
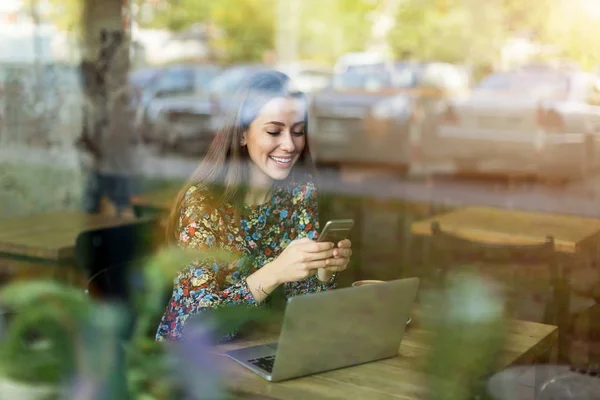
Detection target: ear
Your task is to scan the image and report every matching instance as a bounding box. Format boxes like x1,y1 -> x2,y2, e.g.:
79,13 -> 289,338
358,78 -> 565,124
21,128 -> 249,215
240,131 -> 247,146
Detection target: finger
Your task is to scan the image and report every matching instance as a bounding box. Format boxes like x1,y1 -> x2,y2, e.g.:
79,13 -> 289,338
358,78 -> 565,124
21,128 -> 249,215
322,262 -> 347,273
317,266 -> 341,275
305,248 -> 335,261
325,257 -> 348,267
337,239 -> 352,248
303,241 -> 334,253
332,248 -> 352,258
305,259 -> 329,270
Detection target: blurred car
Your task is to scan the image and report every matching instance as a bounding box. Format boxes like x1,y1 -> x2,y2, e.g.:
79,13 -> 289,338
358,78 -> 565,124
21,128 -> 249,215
206,64 -> 273,131
135,64 -> 221,145
275,62 -> 333,95
334,52 -> 390,74
432,68 -> 600,180
309,61 -> 470,169
151,64 -> 271,154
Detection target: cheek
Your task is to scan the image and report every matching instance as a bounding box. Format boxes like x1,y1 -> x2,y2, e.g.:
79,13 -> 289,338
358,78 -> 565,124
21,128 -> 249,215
248,135 -> 275,155
294,136 -> 306,152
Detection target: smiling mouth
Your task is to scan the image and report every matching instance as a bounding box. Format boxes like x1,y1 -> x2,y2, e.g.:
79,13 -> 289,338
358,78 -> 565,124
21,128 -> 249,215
269,155 -> 294,167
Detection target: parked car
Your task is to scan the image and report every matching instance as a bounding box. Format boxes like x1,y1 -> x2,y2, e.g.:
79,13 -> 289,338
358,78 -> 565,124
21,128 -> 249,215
275,62 -> 333,95
432,68 -> 600,180
333,52 -> 390,74
135,64 -> 221,145
150,64 -> 271,154
309,61 -> 470,169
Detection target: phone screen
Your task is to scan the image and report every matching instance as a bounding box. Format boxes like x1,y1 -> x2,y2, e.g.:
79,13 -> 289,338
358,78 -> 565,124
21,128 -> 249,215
317,220 -> 354,244
319,229 -> 350,244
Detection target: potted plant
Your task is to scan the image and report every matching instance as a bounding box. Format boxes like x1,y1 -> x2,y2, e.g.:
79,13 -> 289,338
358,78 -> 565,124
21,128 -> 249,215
0,245 -> 278,399
0,281 -> 92,399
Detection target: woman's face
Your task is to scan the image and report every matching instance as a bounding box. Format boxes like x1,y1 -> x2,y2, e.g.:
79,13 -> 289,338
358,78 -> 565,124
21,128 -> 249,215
242,96 -> 306,186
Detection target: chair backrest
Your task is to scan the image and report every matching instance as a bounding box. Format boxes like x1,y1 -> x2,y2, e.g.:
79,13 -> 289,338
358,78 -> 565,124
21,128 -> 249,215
75,217 -> 163,304
430,221 -> 556,266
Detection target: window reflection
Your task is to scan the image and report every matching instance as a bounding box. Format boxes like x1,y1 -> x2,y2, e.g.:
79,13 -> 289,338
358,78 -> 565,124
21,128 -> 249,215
1,0 -> 600,398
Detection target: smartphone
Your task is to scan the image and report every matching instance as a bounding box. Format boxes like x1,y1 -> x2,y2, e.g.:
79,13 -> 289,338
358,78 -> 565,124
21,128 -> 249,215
317,219 -> 354,245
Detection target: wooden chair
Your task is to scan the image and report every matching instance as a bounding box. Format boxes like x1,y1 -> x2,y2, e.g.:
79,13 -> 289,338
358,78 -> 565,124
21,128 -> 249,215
429,221 -> 560,325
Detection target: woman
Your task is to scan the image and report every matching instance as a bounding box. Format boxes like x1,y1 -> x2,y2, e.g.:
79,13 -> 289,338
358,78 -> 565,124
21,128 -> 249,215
156,71 -> 352,341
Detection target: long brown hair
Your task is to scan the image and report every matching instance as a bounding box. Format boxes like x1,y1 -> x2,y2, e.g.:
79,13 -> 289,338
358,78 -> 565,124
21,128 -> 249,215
166,70 -> 317,242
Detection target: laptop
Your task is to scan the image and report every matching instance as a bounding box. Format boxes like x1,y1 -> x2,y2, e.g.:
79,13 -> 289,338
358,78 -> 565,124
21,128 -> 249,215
224,277 -> 419,382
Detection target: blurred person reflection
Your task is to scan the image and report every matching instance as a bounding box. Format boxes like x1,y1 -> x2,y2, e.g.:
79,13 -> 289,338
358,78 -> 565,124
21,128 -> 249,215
76,33 -> 137,218
155,71 -> 353,341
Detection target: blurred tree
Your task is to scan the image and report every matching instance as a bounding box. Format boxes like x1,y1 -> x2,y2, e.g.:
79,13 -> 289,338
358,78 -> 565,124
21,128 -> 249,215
24,0 -> 83,35
388,0 -> 504,66
501,0 -> 554,35
143,0 -> 378,64
141,0 -> 277,63
297,0 -> 379,63
539,0 -> 600,70
388,0 -> 600,72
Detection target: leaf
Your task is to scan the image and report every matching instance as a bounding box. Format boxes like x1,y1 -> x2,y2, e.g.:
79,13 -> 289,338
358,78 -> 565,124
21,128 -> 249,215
0,280 -> 88,310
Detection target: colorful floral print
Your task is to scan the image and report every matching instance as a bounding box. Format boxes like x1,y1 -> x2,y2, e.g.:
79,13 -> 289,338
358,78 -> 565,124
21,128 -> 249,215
156,179 -> 335,341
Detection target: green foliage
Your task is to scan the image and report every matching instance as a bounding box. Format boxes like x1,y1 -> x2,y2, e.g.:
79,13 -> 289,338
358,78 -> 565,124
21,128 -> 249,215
26,0 -> 83,34
298,0 -> 379,63
23,0 -> 600,69
389,0 -> 600,71
0,241 -> 279,398
0,281 -> 91,384
423,268 -> 507,400
142,0 -> 379,64
143,0 -> 277,63
128,245 -> 278,398
389,0 -> 504,65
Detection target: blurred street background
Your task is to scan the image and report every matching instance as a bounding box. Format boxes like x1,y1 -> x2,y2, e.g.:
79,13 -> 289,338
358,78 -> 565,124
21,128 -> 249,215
2,0 -> 600,218
2,1 -> 600,394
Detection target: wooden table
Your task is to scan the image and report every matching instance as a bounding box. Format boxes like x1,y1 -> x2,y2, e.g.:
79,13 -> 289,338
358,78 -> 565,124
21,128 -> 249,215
211,317 -> 558,399
410,206 -> 600,255
0,211 -> 129,284
411,205 -> 600,362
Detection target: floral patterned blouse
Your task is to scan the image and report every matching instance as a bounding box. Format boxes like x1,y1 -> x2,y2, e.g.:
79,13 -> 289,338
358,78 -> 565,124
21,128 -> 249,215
156,179 -> 335,341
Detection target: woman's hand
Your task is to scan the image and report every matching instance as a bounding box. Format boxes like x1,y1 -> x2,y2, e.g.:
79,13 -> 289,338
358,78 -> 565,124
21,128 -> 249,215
267,238 -> 335,284
247,238 -> 348,302
317,239 -> 352,282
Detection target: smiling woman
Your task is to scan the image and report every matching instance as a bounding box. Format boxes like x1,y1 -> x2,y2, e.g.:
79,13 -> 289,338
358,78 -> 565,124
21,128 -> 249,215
156,71 -> 353,341
241,96 -> 307,192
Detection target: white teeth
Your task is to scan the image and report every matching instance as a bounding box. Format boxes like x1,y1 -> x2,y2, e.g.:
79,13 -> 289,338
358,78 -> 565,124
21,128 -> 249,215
270,156 -> 292,163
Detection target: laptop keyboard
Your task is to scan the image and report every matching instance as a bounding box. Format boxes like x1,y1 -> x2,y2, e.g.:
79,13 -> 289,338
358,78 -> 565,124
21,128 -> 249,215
248,355 -> 275,373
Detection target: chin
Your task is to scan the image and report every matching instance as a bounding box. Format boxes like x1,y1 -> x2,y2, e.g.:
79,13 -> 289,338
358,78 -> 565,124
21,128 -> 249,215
268,170 -> 292,181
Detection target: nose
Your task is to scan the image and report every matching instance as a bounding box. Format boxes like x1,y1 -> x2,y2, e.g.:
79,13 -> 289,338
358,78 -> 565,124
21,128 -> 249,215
279,131 -> 296,152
